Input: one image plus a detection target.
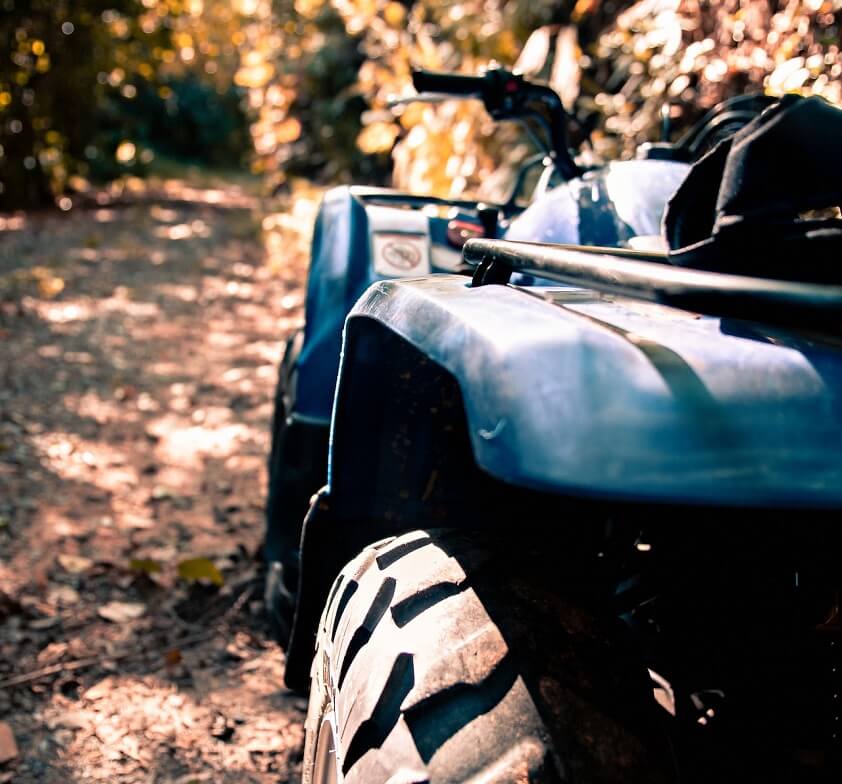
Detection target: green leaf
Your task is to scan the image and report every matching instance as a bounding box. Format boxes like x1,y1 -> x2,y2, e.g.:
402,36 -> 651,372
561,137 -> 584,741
177,557 -> 224,587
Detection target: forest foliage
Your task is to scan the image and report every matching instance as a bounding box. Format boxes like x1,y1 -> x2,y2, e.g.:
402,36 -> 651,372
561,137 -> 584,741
2,0 -> 842,210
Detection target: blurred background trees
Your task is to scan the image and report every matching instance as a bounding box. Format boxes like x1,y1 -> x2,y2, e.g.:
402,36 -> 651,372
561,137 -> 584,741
2,0 -> 841,210
0,0 -> 250,209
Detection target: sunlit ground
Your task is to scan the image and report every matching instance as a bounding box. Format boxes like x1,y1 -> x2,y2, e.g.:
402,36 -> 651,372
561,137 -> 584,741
0,177 -> 319,782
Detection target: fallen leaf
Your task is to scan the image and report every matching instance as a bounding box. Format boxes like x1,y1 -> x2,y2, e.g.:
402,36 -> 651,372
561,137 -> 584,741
98,601 -> 146,623
243,733 -> 285,753
29,616 -> 61,630
37,641 -> 69,664
48,709 -> 95,731
121,513 -> 153,529
57,553 -> 93,573
0,721 -> 18,764
114,385 -> 137,401
141,545 -> 176,562
32,267 -> 65,299
47,585 -> 80,607
129,558 -> 162,574
210,714 -> 235,741
177,558 -> 224,587
95,721 -> 127,745
118,734 -> 143,762
151,485 -> 172,500
83,676 -> 114,701
52,729 -> 75,748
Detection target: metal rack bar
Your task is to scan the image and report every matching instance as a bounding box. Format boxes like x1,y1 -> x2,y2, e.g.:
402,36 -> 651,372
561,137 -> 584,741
464,239 -> 842,335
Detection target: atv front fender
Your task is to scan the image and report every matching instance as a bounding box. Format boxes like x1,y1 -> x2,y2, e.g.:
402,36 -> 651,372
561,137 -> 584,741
330,275 -> 842,511
284,273 -> 842,688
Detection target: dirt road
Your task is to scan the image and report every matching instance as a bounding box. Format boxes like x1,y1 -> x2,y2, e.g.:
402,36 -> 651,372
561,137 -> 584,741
0,178 -> 314,783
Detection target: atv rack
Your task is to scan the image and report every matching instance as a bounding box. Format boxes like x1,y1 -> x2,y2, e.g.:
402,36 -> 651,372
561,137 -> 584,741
464,239 -> 842,335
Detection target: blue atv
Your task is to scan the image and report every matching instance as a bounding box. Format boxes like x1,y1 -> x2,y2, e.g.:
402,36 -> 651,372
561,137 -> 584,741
266,69 -> 842,783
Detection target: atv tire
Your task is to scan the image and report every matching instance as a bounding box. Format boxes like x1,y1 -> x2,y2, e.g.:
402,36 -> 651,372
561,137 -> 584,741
301,529 -> 673,784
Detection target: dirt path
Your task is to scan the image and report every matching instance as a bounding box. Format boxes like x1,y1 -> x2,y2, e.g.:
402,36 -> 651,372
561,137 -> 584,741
0,179 -> 315,783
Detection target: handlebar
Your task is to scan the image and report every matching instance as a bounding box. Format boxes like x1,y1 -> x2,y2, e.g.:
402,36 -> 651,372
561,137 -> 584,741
412,71 -> 484,97
409,67 -> 583,181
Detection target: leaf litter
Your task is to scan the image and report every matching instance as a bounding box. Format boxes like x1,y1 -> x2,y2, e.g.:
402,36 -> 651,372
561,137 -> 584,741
0,179 -> 311,783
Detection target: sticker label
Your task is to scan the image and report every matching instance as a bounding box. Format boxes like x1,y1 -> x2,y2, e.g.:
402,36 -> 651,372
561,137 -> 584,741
372,232 -> 430,277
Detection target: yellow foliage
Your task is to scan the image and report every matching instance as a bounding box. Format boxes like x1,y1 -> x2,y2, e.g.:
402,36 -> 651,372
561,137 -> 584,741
235,61 -> 274,88
110,18 -> 130,39
294,0 -> 326,19
274,117 -> 302,144
357,122 -> 400,154
383,2 -> 406,27
5,0 -> 840,213
115,141 -> 137,163
68,175 -> 91,192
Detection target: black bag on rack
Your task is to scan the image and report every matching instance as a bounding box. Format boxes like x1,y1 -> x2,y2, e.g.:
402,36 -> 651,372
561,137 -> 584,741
664,94 -> 842,283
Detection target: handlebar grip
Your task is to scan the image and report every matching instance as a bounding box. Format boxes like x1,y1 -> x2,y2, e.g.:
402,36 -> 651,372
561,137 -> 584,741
411,70 -> 484,96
